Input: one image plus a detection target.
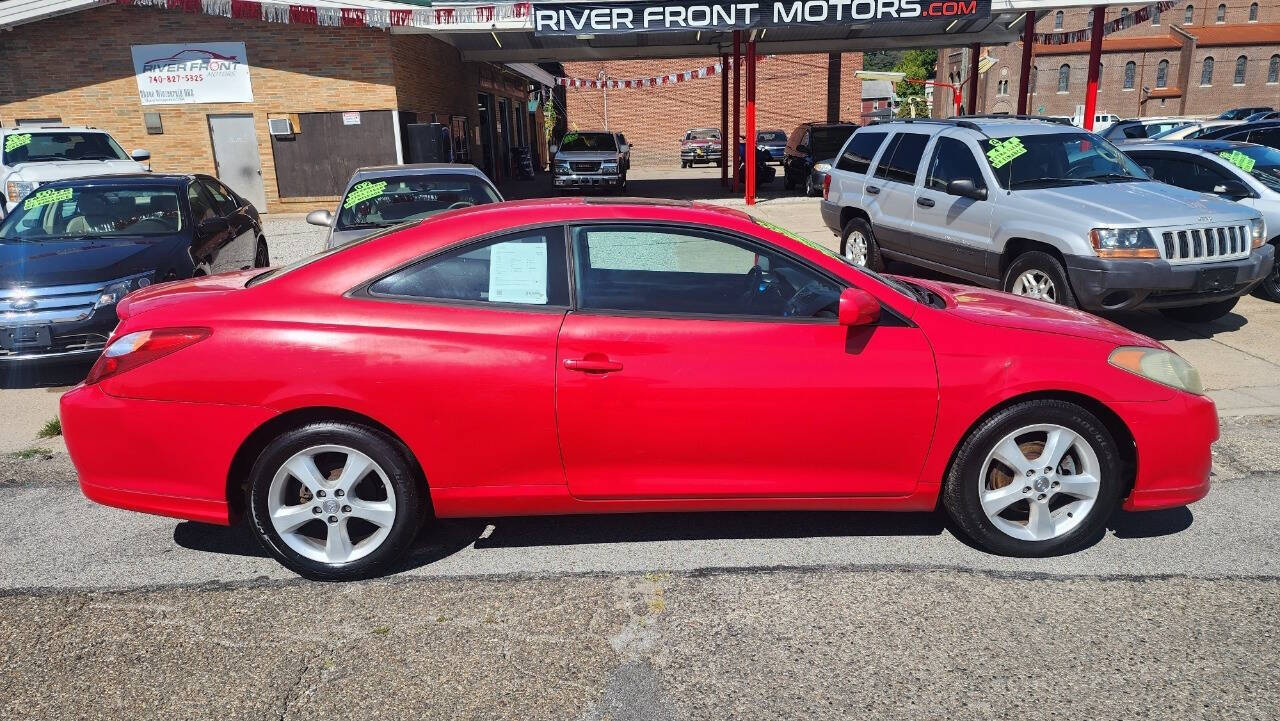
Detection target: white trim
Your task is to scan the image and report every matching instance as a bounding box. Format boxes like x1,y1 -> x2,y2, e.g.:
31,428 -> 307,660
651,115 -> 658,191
392,109 -> 403,165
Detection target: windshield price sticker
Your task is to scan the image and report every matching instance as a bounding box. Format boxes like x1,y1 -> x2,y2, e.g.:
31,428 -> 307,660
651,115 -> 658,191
986,137 -> 1027,168
22,187 -> 73,211
4,134 -> 32,153
343,180 -> 387,209
560,131 -> 581,145
1220,150 -> 1256,174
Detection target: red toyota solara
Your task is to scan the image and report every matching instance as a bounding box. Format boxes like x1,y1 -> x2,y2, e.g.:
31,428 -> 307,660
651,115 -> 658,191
61,198 -> 1216,580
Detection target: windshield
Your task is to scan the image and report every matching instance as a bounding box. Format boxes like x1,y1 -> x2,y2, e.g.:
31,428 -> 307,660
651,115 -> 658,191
559,132 -> 617,152
0,185 -> 181,241
810,126 -> 857,156
1216,145 -> 1280,192
982,132 -> 1148,189
757,131 -> 787,143
685,130 -> 720,141
336,174 -> 501,230
2,132 -> 129,164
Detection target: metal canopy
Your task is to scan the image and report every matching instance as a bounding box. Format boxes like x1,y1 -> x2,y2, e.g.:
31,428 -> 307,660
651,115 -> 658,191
402,0 -> 1134,62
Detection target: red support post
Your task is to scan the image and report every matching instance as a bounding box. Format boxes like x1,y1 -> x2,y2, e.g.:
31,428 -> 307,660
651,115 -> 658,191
966,42 -> 980,115
745,39 -> 757,206
1083,6 -> 1105,130
1017,13 -> 1034,115
732,31 -> 741,193
721,53 -> 729,188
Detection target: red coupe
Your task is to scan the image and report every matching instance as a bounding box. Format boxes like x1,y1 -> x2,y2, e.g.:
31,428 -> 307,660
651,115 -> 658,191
61,198 -> 1217,580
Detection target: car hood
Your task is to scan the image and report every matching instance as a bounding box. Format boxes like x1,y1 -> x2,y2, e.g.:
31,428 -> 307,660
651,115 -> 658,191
4,160 -> 148,182
555,151 -> 620,162
909,278 -> 1161,347
0,236 -> 182,287
1014,181 -> 1257,227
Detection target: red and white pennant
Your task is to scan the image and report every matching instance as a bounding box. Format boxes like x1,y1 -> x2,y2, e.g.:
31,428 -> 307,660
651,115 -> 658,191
558,57 -> 771,90
114,0 -> 533,29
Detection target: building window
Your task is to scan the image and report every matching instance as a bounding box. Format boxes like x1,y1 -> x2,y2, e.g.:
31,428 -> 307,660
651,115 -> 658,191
997,79 -> 1009,95
1157,59 -> 1169,88
1058,64 -> 1071,92
1054,10 -> 1064,29
1031,66 -> 1038,94
1250,2 -> 1259,21
1235,55 -> 1248,84
1153,5 -> 1161,24
1124,61 -> 1137,89
1216,3 -> 1226,22
1184,4 -> 1194,23
1201,56 -> 1215,85
1269,54 -> 1280,83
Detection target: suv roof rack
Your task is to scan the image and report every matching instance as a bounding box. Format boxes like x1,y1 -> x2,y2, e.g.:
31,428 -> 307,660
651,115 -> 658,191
956,114 -> 1074,125
887,118 -> 986,133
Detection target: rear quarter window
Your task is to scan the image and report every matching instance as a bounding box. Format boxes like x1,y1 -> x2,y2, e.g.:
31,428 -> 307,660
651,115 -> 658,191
836,132 -> 888,174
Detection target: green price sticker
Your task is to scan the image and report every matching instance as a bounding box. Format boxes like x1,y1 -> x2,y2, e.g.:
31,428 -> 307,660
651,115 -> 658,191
22,187 -> 73,211
1219,150 -> 1256,174
4,133 -> 32,153
756,218 -> 813,247
560,131 -> 580,145
343,180 -> 387,209
986,137 -> 1027,169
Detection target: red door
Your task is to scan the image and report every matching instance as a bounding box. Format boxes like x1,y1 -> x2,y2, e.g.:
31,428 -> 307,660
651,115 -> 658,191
556,222 -> 939,500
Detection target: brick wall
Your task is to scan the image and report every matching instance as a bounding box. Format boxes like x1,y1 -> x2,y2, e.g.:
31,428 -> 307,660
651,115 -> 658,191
562,53 -> 862,168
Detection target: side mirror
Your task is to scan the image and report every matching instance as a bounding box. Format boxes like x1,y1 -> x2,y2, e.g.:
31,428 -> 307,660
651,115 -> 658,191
130,148 -> 151,162
946,178 -> 988,201
619,144 -> 630,153
838,287 -> 881,327
549,144 -> 558,155
306,209 -> 334,227
1213,179 -> 1252,199
1140,165 -> 1156,177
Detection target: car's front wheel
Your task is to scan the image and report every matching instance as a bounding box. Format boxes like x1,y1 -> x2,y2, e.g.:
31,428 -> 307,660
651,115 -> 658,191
943,400 -> 1122,557
1002,251 -> 1077,307
1252,248 -> 1280,302
254,237 -> 270,268
247,422 -> 424,580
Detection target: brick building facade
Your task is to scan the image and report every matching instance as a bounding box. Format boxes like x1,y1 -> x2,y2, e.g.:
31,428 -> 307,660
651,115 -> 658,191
0,4 -> 540,212
561,54 -> 863,168
941,1 -> 1280,119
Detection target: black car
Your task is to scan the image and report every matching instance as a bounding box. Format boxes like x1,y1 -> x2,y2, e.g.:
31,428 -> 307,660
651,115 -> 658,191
1217,107 -> 1274,121
1199,120 -> 1280,150
0,174 -> 267,362
781,122 -> 858,192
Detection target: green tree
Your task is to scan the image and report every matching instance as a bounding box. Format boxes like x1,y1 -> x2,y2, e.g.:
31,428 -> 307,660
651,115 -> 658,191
893,49 -> 938,118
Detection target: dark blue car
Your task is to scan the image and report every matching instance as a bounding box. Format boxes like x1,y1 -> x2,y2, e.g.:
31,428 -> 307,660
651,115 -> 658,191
0,174 -> 267,363
756,129 -> 788,163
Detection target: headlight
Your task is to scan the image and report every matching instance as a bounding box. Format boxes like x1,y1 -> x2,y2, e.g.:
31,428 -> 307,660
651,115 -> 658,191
600,161 -> 618,171
1089,227 -> 1159,259
94,273 -> 153,309
5,179 -> 38,204
813,162 -> 832,173
1109,346 -> 1203,395
554,161 -> 570,174
1250,217 -> 1266,248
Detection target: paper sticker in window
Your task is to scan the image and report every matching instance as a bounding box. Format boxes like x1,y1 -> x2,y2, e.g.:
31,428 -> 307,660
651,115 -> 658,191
488,241 -> 547,304
343,180 -> 387,209
22,187 -> 73,211
986,137 -> 1027,168
4,134 -> 32,153
1219,150 -> 1256,173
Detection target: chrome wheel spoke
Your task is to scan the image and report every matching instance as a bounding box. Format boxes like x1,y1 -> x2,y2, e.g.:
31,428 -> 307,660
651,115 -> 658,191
1039,427 -> 1078,471
348,499 -> 396,528
992,437 -> 1034,476
272,504 -> 316,534
1057,473 -> 1100,500
325,520 -> 354,562
1027,500 -> 1057,540
981,483 -> 1025,517
334,451 -> 375,494
979,423 -> 1102,543
284,455 -> 327,494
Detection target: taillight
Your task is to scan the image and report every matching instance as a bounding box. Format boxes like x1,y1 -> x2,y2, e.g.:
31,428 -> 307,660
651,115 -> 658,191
85,328 -> 210,384
823,174 -> 832,200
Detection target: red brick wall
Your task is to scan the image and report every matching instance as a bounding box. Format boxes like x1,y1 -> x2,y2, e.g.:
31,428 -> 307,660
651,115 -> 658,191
562,53 -> 863,167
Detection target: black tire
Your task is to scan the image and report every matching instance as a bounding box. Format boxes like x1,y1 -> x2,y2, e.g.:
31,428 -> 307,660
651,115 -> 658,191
805,174 -> 818,197
1159,297 -> 1240,323
680,160 -> 689,169
1002,250 -> 1077,307
254,237 -> 270,268
1250,243 -> 1280,302
783,170 -> 796,191
942,399 -> 1123,557
247,422 -> 425,581
840,216 -> 884,272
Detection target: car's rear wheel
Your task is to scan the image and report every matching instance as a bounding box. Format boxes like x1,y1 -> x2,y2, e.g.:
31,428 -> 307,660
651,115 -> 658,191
1159,297 -> 1239,323
1002,251 -> 1077,307
943,400 -> 1122,557
805,174 -> 818,197
840,217 -> 883,271
254,238 -> 269,268
247,422 -> 424,581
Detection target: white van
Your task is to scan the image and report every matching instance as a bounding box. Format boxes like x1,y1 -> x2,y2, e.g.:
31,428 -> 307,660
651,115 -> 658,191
1071,111 -> 1118,133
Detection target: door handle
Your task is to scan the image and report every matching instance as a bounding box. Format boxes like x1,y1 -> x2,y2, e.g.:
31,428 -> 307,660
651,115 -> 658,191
916,196 -> 935,208
563,358 -> 624,373
866,185 -> 881,195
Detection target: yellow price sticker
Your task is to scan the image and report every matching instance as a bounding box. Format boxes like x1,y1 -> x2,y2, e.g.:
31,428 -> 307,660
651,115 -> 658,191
986,137 -> 1028,169
343,180 -> 387,209
22,187 -> 73,211
1219,150 -> 1256,174
4,133 -> 32,153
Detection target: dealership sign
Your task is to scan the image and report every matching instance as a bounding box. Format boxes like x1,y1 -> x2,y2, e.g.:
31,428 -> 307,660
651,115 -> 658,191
533,0 -> 990,34
131,42 -> 254,106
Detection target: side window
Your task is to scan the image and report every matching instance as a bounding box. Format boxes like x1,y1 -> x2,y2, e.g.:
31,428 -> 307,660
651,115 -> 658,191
873,134 -> 903,181
879,133 -> 930,185
187,183 -> 216,224
836,132 -> 887,174
1247,128 -> 1280,148
200,179 -> 238,216
572,224 -> 842,319
1142,155 -> 1229,192
925,137 -> 986,192
368,227 -> 568,306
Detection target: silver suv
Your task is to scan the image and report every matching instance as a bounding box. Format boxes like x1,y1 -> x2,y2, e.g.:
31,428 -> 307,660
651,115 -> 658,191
820,118 -> 1274,322
2,125 -> 150,218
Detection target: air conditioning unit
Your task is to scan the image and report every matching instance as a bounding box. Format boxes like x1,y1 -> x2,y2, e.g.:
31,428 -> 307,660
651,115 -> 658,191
268,117 -> 294,136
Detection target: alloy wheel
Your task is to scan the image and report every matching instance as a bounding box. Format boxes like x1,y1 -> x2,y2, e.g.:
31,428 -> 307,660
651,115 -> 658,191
978,424 -> 1101,542
1010,270 -> 1058,302
844,231 -> 869,267
266,444 -> 397,564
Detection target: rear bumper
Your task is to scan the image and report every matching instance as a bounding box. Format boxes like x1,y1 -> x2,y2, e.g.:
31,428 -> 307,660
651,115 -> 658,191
1117,391 -> 1218,511
61,383 -> 277,525
820,199 -> 843,234
1064,245 -> 1274,311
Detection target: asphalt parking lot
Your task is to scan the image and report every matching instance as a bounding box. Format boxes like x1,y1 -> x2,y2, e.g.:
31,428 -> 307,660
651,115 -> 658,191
2,169 -> 1279,719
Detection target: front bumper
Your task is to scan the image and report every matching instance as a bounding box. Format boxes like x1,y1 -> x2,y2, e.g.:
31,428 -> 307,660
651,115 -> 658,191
680,149 -> 722,162
553,173 -> 624,188
0,309 -> 116,363
1117,391 -> 1218,511
1064,244 -> 1275,311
